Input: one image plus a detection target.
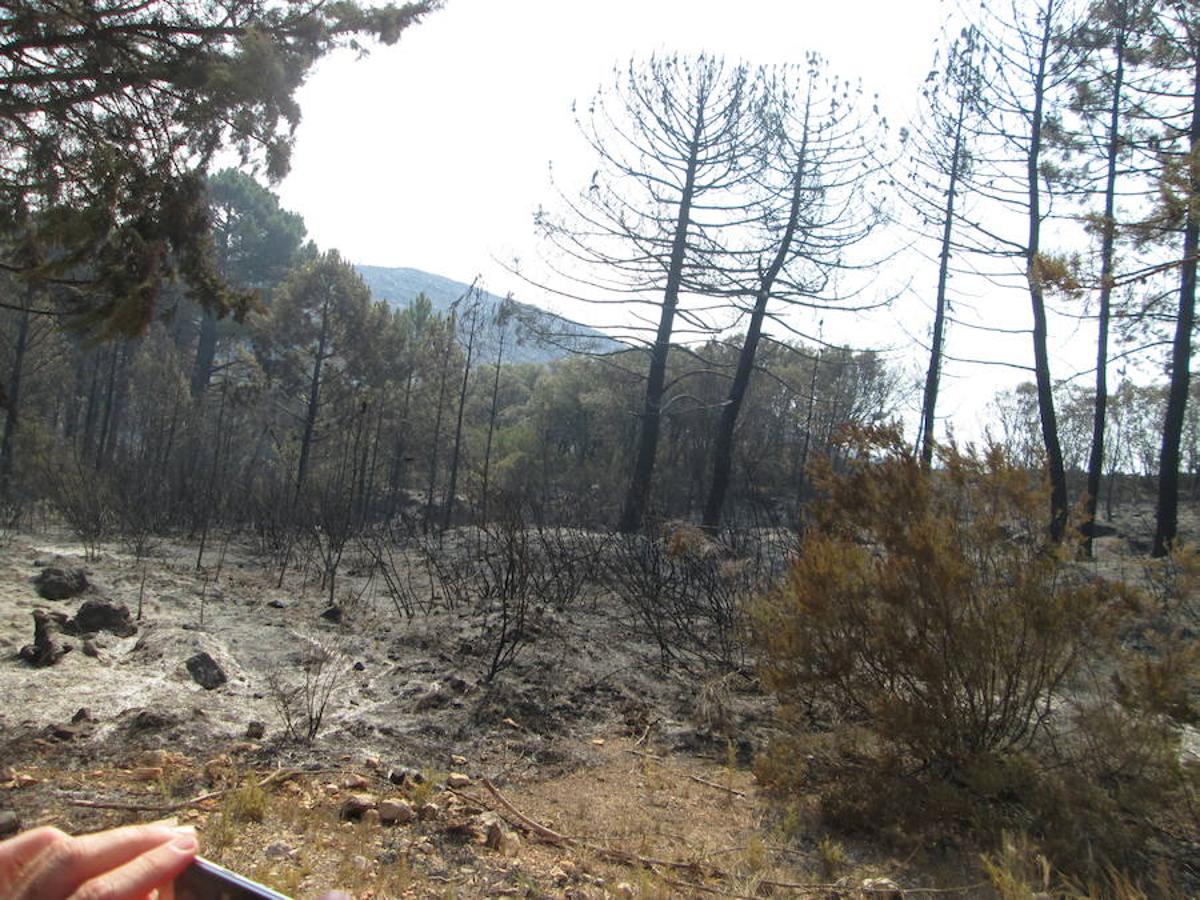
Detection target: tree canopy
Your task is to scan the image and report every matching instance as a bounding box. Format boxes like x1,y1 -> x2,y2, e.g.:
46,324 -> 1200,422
0,0 -> 438,335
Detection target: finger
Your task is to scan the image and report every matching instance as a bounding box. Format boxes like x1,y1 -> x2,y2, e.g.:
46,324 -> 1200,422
15,824 -> 184,899
70,832 -> 197,900
0,827 -> 68,887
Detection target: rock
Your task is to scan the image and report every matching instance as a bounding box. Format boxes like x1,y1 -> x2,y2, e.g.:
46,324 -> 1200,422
71,708 -> 94,723
342,774 -> 371,790
18,610 -> 71,667
340,793 -> 377,821
388,767 -> 423,786
484,818 -> 520,857
46,723 -> 81,741
353,661 -> 365,671
320,605 -> 343,624
267,599 -> 286,609
129,767 -> 163,782
264,841 -> 296,861
70,599 -> 136,637
0,810 -> 18,839
127,708 -> 179,732
613,882 -> 635,898
32,566 -> 88,600
81,639 -> 100,658
379,798 -> 415,825
418,802 -> 440,821
184,652 -> 226,690
861,878 -> 903,898
376,849 -> 400,866
450,754 -> 468,766
245,721 -> 265,740
446,772 -> 471,789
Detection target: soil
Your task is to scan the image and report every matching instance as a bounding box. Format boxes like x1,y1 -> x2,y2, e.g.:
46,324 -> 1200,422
0,507 -> 1195,898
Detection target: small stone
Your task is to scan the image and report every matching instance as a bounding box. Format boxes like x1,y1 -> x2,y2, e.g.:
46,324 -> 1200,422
353,661 -> 365,671
591,738 -> 606,746
184,652 -> 226,690
450,754 -> 467,766
446,772 -> 471,789
320,605 -> 343,624
71,708 -> 94,724
388,767 -> 423,786
362,754 -> 382,771
267,599 -> 286,609
379,798 -> 415,825
861,878 -> 903,899
0,811 -> 19,838
342,773 -> 371,790
264,841 -> 296,861
340,793 -> 377,820
81,639 -> 99,658
614,882 -> 635,898
501,717 -> 521,729
245,721 -> 265,740
418,802 -> 440,821
485,822 -> 520,857
47,723 -> 80,741
136,749 -> 169,767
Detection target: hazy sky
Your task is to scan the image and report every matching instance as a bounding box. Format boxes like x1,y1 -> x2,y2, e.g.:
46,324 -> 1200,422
275,0 -> 1065,438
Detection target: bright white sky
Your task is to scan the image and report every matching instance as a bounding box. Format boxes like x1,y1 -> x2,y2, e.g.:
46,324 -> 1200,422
276,0 -> 1085,441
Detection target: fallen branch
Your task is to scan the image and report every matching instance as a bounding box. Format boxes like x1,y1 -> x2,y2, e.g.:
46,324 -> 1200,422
60,768 -> 301,813
686,774 -> 746,798
481,778 -> 570,845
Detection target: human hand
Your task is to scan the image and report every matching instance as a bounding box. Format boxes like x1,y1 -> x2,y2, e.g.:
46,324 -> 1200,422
0,822 -> 198,900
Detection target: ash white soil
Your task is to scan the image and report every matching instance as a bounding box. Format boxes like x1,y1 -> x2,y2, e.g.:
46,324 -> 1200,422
0,529 -> 769,769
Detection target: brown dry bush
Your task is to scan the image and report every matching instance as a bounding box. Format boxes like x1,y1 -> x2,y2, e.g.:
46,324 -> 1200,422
753,427 -> 1196,885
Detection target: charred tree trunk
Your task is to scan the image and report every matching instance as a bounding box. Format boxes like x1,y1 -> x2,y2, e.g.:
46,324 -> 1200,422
1153,51 -> 1200,558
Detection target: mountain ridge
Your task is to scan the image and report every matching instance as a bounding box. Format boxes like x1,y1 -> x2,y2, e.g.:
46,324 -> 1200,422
353,264 -> 620,364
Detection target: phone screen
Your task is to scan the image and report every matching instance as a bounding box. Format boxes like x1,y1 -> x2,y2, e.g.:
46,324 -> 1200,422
174,856 -> 291,900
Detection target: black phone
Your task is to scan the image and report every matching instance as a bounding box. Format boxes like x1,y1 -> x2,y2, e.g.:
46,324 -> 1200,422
174,856 -> 291,900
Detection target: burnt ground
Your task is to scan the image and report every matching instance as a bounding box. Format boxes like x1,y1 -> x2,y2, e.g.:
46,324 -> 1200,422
0,508 -> 1196,898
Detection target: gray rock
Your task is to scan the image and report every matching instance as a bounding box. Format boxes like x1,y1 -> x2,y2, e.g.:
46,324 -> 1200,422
0,810 -> 18,838
184,651 -> 226,690
245,720 -> 265,739
379,798 -> 415,825
320,605 -> 343,624
32,566 -> 88,600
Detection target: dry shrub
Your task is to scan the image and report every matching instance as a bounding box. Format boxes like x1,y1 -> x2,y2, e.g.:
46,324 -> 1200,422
753,427 -> 1196,884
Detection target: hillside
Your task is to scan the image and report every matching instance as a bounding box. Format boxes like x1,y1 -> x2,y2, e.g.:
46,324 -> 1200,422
354,265 -> 623,364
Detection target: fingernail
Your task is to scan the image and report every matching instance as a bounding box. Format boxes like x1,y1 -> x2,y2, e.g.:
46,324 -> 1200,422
172,825 -> 196,836
172,834 -> 198,853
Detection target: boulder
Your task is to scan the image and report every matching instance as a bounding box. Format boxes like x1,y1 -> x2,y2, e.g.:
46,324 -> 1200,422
70,598 -> 136,637
32,566 -> 88,600
184,651 -> 226,690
